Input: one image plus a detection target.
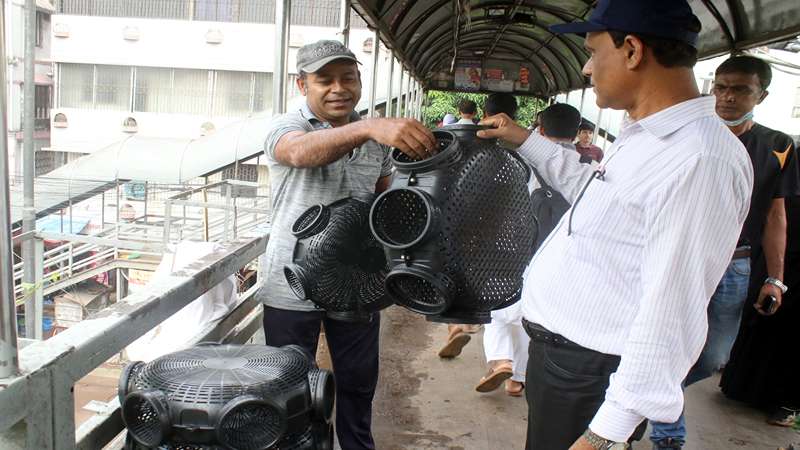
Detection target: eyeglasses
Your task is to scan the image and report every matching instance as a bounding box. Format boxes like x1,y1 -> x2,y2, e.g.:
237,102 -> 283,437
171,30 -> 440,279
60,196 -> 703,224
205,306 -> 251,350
567,167 -> 605,236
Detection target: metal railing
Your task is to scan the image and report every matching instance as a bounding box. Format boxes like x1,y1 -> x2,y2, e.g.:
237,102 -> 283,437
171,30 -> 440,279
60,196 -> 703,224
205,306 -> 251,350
0,235 -> 268,449
163,179 -> 271,244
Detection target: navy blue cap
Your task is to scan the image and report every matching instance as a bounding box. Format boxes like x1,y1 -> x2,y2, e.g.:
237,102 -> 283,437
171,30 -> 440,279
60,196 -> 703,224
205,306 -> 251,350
550,0 -> 701,48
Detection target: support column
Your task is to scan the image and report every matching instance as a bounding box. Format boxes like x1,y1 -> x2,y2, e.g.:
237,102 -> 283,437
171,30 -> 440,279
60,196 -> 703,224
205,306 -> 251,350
339,0 -> 351,47
396,68 -> 404,118
0,0 -> 20,378
22,0 -> 36,338
272,0 -> 291,115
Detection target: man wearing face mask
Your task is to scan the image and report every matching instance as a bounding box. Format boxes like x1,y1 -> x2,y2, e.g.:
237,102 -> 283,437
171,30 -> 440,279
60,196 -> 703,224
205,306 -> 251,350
258,40 -> 436,450
649,55 -> 800,449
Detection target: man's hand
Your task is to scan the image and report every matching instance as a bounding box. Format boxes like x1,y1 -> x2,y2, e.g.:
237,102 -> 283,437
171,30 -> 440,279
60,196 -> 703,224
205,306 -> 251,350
361,118 -> 436,160
477,113 -> 532,146
568,435 -> 597,450
754,283 -> 782,315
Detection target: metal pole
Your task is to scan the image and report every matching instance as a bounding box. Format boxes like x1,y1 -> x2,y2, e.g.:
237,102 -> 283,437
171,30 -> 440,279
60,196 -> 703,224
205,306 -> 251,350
272,0 -> 290,115
404,75 -> 412,118
22,0 -> 36,338
368,29 -> 380,118
339,0 -> 351,47
384,52 -> 394,118
578,87 -> 586,116
396,68 -> 404,118
0,0 -> 20,378
593,108 -> 604,145
417,84 -> 424,121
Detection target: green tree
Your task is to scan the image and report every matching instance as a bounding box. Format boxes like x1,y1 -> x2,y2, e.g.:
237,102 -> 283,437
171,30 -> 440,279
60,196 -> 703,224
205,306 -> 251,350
421,90 -> 547,129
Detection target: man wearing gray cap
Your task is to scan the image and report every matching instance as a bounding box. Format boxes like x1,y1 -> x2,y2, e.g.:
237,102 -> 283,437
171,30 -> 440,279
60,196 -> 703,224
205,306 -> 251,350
258,40 -> 435,450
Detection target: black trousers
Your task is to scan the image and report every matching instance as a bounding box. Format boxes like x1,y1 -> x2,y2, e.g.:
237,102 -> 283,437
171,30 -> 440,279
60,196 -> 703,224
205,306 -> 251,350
263,305 -> 380,450
523,320 -> 645,450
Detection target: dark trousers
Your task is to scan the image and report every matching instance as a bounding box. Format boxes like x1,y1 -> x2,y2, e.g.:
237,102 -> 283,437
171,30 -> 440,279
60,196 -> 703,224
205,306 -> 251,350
523,320 -> 644,450
263,305 -> 380,450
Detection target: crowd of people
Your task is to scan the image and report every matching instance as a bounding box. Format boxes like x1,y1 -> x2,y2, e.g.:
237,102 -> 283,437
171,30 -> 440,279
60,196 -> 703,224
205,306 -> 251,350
256,0 -> 798,448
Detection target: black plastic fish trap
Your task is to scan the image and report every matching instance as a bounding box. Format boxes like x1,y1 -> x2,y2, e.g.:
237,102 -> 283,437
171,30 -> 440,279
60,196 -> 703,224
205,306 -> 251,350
370,126 -> 539,324
119,344 -> 334,450
284,195 -> 392,322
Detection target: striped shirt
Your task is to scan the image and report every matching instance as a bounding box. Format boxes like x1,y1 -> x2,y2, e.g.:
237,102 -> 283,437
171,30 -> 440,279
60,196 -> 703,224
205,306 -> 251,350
516,96 -> 753,441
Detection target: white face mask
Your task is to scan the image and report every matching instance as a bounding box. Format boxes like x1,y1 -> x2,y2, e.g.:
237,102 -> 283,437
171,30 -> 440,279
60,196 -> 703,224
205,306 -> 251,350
720,110 -> 754,127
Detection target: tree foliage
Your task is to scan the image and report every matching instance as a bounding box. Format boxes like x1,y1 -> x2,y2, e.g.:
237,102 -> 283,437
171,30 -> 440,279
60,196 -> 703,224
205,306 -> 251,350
421,90 -> 547,129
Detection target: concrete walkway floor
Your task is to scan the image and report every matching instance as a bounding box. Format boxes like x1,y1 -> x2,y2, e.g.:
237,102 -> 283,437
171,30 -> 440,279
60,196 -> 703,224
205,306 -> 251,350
371,306 -> 799,450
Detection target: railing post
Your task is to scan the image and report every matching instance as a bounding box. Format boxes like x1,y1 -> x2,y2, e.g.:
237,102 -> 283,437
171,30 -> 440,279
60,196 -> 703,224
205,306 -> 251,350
163,199 -> 172,245
384,52 -> 394,118
396,68 -> 404,118
368,29 -> 380,118
224,184 -> 231,242
0,0 -> 20,379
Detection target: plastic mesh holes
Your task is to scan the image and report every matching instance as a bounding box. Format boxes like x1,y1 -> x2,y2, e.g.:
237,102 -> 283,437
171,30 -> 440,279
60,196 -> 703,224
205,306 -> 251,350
371,190 -> 429,248
284,266 -> 307,300
218,401 -> 285,450
292,205 -> 330,238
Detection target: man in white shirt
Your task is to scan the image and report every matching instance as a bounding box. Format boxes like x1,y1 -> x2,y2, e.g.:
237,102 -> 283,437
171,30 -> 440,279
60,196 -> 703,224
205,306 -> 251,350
478,0 -> 754,449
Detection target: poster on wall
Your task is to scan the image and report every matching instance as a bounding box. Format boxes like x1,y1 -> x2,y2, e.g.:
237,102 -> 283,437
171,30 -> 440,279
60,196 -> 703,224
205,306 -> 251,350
482,67 -> 514,92
454,60 -> 482,91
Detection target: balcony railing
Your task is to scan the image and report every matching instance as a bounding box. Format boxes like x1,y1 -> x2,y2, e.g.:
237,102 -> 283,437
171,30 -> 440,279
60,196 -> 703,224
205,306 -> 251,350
57,0 -> 368,27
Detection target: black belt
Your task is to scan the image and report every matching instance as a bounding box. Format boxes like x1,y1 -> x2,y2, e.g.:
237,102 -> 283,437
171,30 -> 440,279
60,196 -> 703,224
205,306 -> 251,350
732,247 -> 751,260
522,319 -> 580,347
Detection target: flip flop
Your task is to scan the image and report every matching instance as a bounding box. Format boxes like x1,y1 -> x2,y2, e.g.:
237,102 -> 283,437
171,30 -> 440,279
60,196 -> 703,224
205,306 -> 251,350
505,380 -> 525,397
475,362 -> 513,392
438,332 -> 471,358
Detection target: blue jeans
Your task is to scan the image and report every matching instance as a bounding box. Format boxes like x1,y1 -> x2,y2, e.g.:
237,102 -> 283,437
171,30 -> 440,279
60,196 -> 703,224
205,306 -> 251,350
649,257 -> 750,445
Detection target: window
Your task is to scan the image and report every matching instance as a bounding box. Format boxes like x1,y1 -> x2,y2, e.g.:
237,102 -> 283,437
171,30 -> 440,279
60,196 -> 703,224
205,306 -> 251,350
213,71 -> 252,116
59,64 -> 94,108
253,72 -> 274,113
95,65 -> 132,110
134,67 -> 209,114
195,0 -> 234,22
35,12 -> 45,47
34,85 -> 52,130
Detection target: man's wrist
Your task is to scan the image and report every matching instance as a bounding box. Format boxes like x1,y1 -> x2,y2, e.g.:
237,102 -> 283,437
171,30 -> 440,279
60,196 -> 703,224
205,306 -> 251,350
765,277 -> 788,294
582,429 -> 629,449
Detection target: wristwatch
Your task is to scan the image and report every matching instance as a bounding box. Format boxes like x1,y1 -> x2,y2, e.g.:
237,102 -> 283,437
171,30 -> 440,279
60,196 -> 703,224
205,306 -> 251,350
765,277 -> 788,294
582,429 -> 629,449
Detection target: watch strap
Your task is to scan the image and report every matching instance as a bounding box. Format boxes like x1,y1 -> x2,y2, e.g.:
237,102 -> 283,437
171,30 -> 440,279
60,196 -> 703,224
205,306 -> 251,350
765,277 -> 788,294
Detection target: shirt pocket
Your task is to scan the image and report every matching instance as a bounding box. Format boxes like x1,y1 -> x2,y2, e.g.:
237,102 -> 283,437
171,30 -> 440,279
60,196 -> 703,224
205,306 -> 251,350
345,147 -> 383,194
566,177 -> 618,237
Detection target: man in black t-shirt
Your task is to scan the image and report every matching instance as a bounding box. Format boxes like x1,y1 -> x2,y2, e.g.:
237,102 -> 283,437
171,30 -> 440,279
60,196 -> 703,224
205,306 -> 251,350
650,55 -> 800,449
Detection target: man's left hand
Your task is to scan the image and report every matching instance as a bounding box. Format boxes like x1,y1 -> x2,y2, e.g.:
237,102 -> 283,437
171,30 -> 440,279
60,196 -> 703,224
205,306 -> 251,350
569,436 -> 597,450
754,283 -> 782,315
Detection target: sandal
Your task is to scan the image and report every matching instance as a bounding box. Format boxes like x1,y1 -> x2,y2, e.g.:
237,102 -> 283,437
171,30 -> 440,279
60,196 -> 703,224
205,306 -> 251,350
475,362 -> 513,392
505,380 -> 525,397
768,406 -> 799,427
438,328 -> 471,358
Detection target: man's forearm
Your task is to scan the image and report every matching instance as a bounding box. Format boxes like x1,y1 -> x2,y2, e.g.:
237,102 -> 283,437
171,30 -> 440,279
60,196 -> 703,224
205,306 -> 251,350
762,199 -> 787,280
276,121 -> 371,168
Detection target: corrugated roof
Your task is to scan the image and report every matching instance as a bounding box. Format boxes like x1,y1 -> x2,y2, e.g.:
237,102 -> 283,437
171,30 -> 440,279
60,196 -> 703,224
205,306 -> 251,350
349,0 -> 800,97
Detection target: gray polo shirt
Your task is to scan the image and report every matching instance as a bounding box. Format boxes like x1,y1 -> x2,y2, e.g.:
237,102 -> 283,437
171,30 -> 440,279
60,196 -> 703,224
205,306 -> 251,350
258,102 -> 392,311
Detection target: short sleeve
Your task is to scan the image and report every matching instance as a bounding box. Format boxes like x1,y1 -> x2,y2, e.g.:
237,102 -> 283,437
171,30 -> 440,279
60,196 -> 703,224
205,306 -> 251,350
776,136 -> 800,198
264,112 -> 314,161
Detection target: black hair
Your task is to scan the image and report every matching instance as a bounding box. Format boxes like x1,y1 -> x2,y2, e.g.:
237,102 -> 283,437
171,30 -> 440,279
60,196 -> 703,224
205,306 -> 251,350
458,99 -> 478,115
578,119 -> 595,132
607,23 -> 700,69
484,93 -> 518,119
715,55 -> 772,91
540,103 -> 581,140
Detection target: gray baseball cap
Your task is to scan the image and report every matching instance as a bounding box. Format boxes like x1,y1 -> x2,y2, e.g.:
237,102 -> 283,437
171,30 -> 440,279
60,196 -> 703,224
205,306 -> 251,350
296,40 -> 361,74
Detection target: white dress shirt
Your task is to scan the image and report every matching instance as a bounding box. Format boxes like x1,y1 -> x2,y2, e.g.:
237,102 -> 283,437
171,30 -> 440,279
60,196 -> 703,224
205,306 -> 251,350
516,96 -> 753,442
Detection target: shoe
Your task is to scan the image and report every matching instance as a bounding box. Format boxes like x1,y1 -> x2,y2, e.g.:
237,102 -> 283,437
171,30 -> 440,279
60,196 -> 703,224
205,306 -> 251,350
438,328 -> 471,358
652,437 -> 683,449
768,406 -> 799,427
475,361 -> 513,393
505,379 -> 525,397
